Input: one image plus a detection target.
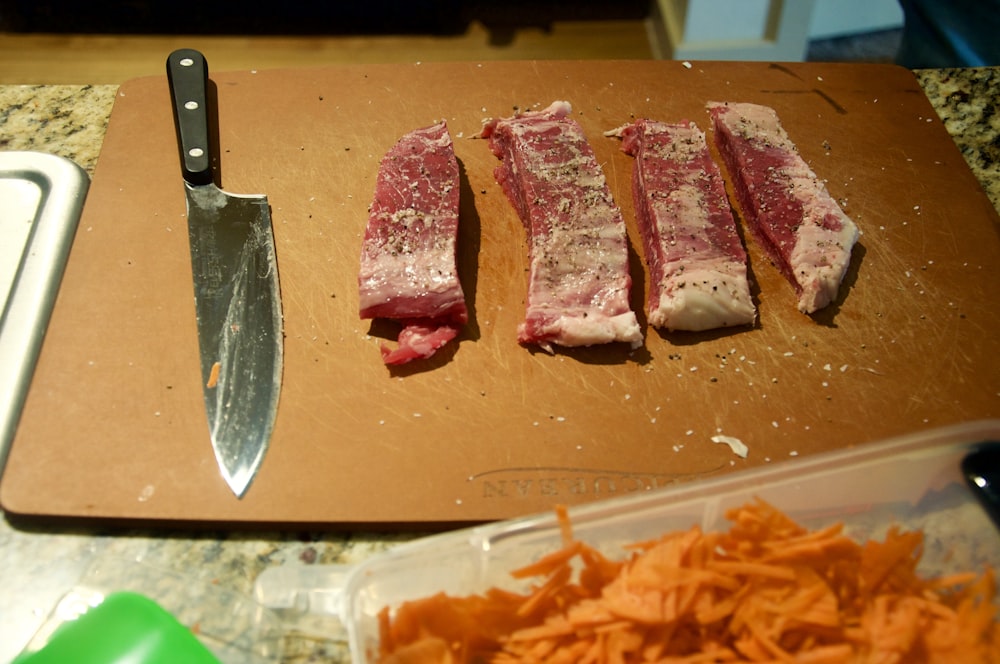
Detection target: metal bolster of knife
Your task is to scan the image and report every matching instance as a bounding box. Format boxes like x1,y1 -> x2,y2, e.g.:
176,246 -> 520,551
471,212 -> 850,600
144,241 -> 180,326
166,49 -> 214,187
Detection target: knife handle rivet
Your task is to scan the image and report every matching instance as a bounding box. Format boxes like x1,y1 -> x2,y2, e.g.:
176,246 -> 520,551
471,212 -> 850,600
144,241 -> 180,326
188,148 -> 205,158
184,101 -> 200,111
179,57 -> 195,67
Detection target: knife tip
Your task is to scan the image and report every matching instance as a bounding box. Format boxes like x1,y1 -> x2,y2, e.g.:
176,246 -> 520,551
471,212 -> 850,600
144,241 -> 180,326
222,467 -> 256,499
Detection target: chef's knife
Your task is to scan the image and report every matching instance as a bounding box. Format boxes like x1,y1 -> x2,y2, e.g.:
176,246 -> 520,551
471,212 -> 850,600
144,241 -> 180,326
166,49 -> 283,498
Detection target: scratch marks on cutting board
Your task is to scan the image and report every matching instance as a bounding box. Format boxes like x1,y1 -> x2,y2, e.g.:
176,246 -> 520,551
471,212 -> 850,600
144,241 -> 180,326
763,64 -> 847,114
759,88 -> 848,115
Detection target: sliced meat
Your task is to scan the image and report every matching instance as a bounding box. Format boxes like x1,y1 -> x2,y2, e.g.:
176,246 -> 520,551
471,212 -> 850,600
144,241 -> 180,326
613,119 -> 756,331
707,102 -> 859,314
482,101 -> 642,351
358,121 -> 467,365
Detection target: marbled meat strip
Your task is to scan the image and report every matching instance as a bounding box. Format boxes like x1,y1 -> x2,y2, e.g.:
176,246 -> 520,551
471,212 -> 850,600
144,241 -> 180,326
614,119 -> 756,331
482,101 -> 642,351
708,102 -> 859,314
358,121 -> 467,365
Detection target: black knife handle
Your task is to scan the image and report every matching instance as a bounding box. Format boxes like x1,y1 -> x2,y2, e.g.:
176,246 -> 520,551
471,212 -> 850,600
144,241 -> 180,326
166,48 -> 213,186
963,441 -> 1000,533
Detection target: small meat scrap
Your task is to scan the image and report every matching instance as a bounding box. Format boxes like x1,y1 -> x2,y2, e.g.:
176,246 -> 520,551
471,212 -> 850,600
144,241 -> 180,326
358,121 -> 467,365
613,119 -> 755,331
708,102 -> 859,314
482,101 -> 642,352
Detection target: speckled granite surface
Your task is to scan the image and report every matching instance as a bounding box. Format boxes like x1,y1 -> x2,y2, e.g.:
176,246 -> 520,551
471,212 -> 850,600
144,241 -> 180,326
916,68 -> 1000,213
1,66 -> 998,662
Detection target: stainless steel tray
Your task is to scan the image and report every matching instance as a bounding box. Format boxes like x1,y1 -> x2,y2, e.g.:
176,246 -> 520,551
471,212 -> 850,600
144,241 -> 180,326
0,152 -> 89,475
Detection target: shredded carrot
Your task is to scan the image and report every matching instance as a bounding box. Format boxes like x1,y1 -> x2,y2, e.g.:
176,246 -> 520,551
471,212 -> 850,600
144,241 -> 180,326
206,361 -> 221,388
376,498 -> 1000,663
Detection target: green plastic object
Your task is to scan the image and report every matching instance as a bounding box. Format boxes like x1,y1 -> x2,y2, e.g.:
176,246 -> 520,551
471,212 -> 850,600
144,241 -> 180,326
15,591 -> 221,664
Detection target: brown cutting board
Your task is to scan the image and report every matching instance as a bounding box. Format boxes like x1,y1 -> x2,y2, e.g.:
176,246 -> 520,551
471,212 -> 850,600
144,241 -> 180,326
3,60 -> 999,528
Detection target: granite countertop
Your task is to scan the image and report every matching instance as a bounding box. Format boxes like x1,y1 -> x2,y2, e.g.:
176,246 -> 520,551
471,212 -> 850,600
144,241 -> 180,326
1,65 -> 998,662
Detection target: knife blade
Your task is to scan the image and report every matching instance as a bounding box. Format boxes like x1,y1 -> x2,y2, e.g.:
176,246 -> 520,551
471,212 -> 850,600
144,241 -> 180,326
166,49 -> 283,498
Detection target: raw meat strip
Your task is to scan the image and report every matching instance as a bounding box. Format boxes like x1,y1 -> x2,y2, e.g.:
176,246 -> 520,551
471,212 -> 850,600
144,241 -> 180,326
613,119 -> 756,331
358,121 -> 467,365
708,102 -> 859,314
481,101 -> 642,351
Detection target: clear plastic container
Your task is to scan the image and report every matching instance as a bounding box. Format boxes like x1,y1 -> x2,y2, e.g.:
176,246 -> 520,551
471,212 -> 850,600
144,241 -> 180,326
255,420 -> 1000,663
